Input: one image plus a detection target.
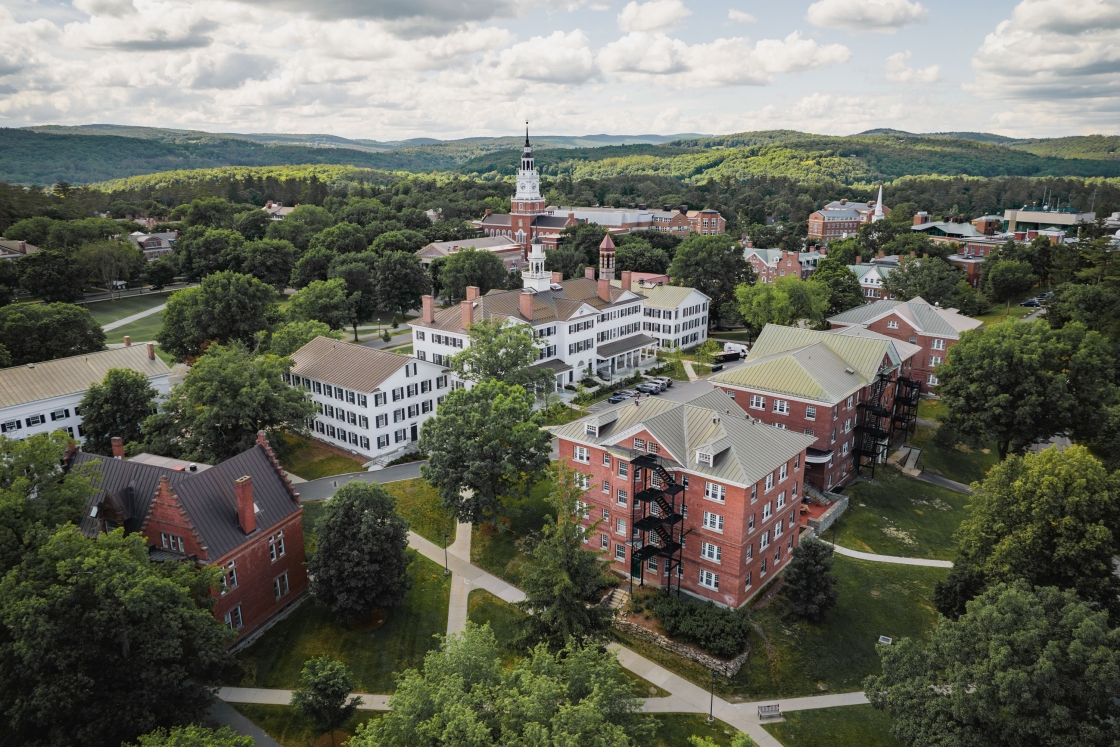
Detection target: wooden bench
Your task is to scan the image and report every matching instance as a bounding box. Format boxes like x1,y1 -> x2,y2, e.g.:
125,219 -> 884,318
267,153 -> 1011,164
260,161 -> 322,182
757,704 -> 782,720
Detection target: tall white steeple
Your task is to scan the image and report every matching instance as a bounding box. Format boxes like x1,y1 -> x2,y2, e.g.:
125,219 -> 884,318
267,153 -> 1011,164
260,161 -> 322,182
872,184 -> 885,223
515,122 -> 541,201
522,236 -> 551,292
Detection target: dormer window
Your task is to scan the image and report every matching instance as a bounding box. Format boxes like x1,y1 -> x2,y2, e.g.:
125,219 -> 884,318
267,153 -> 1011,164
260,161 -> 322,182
585,423 -> 598,436
697,451 -> 712,466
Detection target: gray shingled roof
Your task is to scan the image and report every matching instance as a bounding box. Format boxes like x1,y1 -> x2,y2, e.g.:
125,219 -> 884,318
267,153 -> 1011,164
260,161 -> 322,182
598,333 -> 656,357
827,297 -> 981,338
290,336 -> 410,393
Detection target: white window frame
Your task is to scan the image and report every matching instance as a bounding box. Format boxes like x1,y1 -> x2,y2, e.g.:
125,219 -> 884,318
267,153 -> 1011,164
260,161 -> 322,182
704,482 -> 726,502
702,511 -> 724,532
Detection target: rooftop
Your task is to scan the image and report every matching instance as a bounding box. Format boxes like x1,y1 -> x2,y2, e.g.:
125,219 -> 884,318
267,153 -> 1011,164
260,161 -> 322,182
0,346 -> 170,410
289,336 -> 422,393
827,296 -> 982,338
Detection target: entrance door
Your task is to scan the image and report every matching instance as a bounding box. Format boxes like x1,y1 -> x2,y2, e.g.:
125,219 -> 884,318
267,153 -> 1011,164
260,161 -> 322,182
410,424 -> 418,442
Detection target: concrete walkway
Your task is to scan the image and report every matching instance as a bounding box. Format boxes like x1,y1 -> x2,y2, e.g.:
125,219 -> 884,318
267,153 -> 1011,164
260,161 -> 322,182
206,697 -> 283,746
102,303 -> 167,331
682,360 -> 699,382
218,686 -> 390,711
297,461 -> 426,501
823,541 -> 953,568
445,521 -> 473,634
914,471 -> 973,494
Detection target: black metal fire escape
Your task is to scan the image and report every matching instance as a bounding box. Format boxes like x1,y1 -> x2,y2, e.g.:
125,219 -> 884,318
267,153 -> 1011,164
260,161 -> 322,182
891,375 -> 922,439
629,452 -> 686,596
853,371 -> 893,478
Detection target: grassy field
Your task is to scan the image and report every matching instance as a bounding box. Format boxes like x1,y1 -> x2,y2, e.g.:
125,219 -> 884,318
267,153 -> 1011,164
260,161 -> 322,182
833,469 -> 969,560
230,704 -> 383,747
652,715 -> 741,746
84,292 -> 171,326
105,310 -> 164,345
467,589 -> 525,663
618,556 -> 944,700
915,398 -> 948,423
300,499 -> 325,558
278,433 -> 366,480
232,554 -> 450,693
384,478 -> 456,546
471,478 -> 556,587
908,426 -> 997,486
762,705 -> 901,747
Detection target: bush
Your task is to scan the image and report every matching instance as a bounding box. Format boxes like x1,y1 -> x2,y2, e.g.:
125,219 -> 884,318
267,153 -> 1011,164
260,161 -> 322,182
647,594 -> 750,658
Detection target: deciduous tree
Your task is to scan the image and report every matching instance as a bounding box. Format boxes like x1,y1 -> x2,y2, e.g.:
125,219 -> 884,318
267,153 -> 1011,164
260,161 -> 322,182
78,240 -> 144,300
372,250 -> 428,318
290,246 -> 336,289
782,537 -> 838,623
143,256 -> 177,288
882,257 -> 962,306
439,246 -> 508,299
736,275 -> 830,329
669,235 -> 753,328
264,319 -> 340,357
0,302 -> 105,365
287,278 -> 352,331
309,222 -> 368,255
157,271 -> 280,361
241,238 -> 296,289
307,482 -> 412,623
78,368 -> 158,455
132,726 -> 254,747
448,317 -> 555,391
985,259 -> 1036,314
18,247 -> 87,302
233,209 -> 271,241
369,229 -> 426,254
615,238 -> 670,274
811,256 -> 865,315
291,657 -> 362,747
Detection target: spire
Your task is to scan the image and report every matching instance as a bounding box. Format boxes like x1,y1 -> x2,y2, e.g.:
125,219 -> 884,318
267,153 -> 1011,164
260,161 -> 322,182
872,184 -> 885,223
598,232 -> 616,281
525,121 -> 530,148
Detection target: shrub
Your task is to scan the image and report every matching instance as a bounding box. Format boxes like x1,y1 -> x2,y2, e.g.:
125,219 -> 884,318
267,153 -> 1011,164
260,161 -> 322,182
647,594 -> 750,658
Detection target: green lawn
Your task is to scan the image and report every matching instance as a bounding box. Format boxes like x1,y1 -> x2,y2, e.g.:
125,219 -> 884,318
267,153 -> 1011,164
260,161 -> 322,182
833,469 -> 969,560
618,557 -> 944,700
385,478 -> 456,546
471,479 -> 556,587
300,500 -> 325,558
278,433 -> 367,480
230,704 -> 383,747
233,554 -> 450,693
711,331 -> 754,342
467,589 -> 525,663
908,426 -> 996,487
652,715 -> 741,746
915,398 -> 948,423
85,292 -> 171,326
762,705 -> 901,747
105,310 -> 164,345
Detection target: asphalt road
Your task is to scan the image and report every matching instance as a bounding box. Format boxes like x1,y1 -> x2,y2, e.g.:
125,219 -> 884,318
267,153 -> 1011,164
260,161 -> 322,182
587,357 -> 747,412
297,460 -> 425,501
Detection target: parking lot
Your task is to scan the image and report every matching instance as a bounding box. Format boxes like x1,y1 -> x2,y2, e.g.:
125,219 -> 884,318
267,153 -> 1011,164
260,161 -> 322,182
585,357 -> 747,413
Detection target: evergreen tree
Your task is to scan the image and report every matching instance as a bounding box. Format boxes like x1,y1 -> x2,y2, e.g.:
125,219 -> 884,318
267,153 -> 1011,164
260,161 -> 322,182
782,537 -> 838,623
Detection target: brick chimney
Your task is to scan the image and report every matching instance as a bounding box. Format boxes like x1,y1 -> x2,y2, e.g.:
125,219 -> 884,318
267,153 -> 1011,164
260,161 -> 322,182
519,291 -> 534,321
465,286 -> 480,301
584,266 -> 596,280
421,295 -> 435,323
855,256 -> 862,264
621,270 -> 633,293
236,476 -> 256,534
877,250 -> 885,259
910,251 -> 916,258
123,336 -> 131,347
460,299 -> 474,329
111,437 -> 124,460
146,342 -> 155,360
598,277 -> 611,303
551,272 -> 562,284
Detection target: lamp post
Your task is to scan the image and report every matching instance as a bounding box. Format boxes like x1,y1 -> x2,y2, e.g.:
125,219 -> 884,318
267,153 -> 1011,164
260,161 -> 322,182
708,668 -> 716,723
443,532 -> 450,576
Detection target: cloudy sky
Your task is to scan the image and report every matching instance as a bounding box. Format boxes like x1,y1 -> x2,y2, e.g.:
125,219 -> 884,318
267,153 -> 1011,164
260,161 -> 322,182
1,0 -> 1118,140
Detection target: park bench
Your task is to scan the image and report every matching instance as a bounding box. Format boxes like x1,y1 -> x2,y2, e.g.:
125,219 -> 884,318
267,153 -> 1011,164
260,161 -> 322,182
757,704 -> 782,720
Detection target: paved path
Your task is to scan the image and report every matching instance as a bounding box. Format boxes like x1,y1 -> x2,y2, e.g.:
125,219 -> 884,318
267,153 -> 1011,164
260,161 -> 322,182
360,331 -> 413,350
103,302 -> 167,331
914,471 -> 973,494
218,686 -> 390,711
445,521 -> 474,634
297,461 -> 426,501
682,360 -> 699,382
206,697 -> 283,746
822,541 -> 953,568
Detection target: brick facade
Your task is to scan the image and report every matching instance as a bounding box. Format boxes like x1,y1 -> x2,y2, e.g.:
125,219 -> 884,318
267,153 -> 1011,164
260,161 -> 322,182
859,316 -> 950,386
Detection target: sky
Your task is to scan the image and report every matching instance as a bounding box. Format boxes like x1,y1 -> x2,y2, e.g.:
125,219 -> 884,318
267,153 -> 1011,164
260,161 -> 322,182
1,0 -> 1118,141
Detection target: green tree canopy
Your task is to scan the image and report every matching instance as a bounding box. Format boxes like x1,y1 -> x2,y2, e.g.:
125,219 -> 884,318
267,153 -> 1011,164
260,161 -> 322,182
439,246 -> 508,299
811,256 -> 865,315
782,537 -> 838,623
617,228 -> 681,256
669,234 -> 754,328
286,204 -> 335,233
143,256 -> 177,288
157,271 -> 281,361
327,255 -> 379,340
515,461 -> 614,650
264,319 -> 341,357
1046,282 -> 1120,343
0,526 -> 234,747
614,238 -> 670,274
78,368 -> 158,455
369,229 -> 427,255
133,725 -> 254,747
18,247 -> 87,302
288,278 -> 351,331
448,317 -> 555,391
372,250 -> 428,318
78,240 -> 144,300
309,222 -> 368,255
935,445 -> 1120,619
241,238 -> 296,289
307,482 -> 412,623
233,209 -> 271,241
290,246 -> 336,289
0,302 -> 105,365
141,343 -> 314,463
866,582 -> 1120,747
985,259 -> 1037,308
736,275 -> 830,329
350,623 -> 654,747
184,197 -> 236,228
881,257 -> 963,306
544,244 -> 586,280
558,222 -> 608,267
291,657 -> 362,746
173,227 -> 246,281
266,216 -> 314,252
419,379 -> 551,525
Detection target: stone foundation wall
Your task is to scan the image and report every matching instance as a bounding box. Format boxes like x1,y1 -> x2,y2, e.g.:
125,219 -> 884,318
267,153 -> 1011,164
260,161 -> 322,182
807,493 -> 849,535
613,619 -> 750,677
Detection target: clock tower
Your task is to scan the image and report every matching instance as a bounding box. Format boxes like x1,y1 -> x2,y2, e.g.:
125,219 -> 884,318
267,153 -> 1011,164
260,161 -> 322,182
511,123 -> 546,255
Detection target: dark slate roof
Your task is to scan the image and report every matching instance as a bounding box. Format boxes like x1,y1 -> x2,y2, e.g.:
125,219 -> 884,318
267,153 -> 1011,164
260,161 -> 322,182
480,213 -> 512,226
532,215 -> 570,228
73,443 -> 299,561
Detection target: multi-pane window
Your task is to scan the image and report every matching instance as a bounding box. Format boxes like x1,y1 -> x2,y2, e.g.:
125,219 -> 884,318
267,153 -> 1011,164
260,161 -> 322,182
225,561 -> 238,591
704,482 -> 726,502
377,435 -> 389,448
765,473 -> 774,491
748,514 -> 755,531
616,489 -> 628,505
698,570 -> 719,590
932,338 -> 946,350
763,502 -> 773,520
805,405 -> 816,420
700,542 -> 721,562
161,533 -> 185,552
744,572 -> 752,590
615,544 -> 626,560
780,463 -> 788,480
930,356 -> 943,366
376,414 -> 388,428
576,473 -> 591,490
633,438 -> 646,450
274,572 -> 290,601
601,534 -> 609,549
760,530 -> 770,549
602,452 -> 611,467
887,320 -> 899,329
617,462 -> 629,477
746,542 -> 753,559
573,446 -> 589,463
749,395 -> 765,410
615,518 -> 626,535
774,521 -> 784,539
602,480 -> 611,494
750,484 -> 757,503
777,491 -> 786,509
225,605 -> 243,630
773,400 -> 789,415
702,511 -> 724,531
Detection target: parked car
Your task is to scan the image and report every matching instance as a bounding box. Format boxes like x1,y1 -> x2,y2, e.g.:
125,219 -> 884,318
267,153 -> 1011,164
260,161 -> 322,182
614,389 -> 638,398
723,342 -> 750,357
607,394 -> 630,403
1019,299 -> 1041,307
649,376 -> 673,388
635,383 -> 660,394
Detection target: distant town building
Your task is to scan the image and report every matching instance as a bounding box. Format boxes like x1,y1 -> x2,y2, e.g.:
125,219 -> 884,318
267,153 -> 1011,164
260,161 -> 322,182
807,186 -> 889,241
127,230 -> 178,261
848,256 -> 898,300
0,237 -> 38,261
262,201 -> 296,221
0,344 -> 171,443
1002,206 -> 1094,233
417,236 -> 524,272
744,249 -> 823,283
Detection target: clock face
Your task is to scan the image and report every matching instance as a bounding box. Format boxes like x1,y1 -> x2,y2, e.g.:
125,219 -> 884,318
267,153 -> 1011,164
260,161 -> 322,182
519,182 -> 526,191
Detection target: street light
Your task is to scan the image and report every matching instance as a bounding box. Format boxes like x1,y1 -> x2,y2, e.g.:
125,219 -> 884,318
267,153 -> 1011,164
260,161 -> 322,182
443,532 -> 450,576
708,668 -> 716,723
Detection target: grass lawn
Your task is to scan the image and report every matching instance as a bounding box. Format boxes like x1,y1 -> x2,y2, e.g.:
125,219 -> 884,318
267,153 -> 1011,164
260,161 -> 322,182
106,310 -> 164,344
652,715 -> 741,746
915,398 -> 948,423
833,469 -> 969,560
908,426 -> 997,486
301,500 -> 326,557
230,704 -> 383,747
233,554 -> 450,693
618,557 -> 944,700
392,345 -> 414,354
278,433 -> 366,480
762,705 -> 901,747
384,478 -> 456,546
471,478 -> 556,587
711,331 -> 755,343
85,292 -> 171,326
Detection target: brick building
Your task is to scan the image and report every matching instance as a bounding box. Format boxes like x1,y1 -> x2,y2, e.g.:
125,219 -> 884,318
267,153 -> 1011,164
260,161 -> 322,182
827,296 -> 982,386
709,325 -> 920,492
72,432 -> 307,645
550,390 -> 813,608
417,236 -> 524,272
744,248 -> 823,284
807,187 -> 889,241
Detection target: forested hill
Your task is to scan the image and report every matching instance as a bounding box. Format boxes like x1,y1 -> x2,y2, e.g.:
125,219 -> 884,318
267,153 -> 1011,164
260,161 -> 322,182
4,125 -> 1120,186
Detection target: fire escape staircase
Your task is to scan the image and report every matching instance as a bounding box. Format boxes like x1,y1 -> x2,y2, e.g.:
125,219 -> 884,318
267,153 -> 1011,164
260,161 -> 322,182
629,453 -> 686,593
890,375 -> 922,439
854,371 -> 893,477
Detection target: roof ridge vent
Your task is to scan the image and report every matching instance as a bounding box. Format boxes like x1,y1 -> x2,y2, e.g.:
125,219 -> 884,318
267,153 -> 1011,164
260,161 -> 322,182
845,367 -> 855,374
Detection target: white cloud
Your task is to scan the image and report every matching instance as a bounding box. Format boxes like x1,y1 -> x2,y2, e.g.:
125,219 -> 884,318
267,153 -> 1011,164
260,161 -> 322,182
229,0 -> 540,36
599,31 -> 850,87
728,9 -> 756,23
617,0 -> 689,33
492,30 -> 597,84
73,0 -> 138,16
806,0 -> 928,33
885,51 -> 939,83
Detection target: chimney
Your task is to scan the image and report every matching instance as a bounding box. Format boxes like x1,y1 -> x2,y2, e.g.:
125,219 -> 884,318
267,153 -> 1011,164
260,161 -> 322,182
551,271 -> 562,283
584,266 -> 596,280
465,286 -> 480,301
877,250 -> 885,259
460,299 -> 474,329
236,476 -> 256,534
123,336 -> 131,347
621,270 -> 633,292
111,437 -> 124,460
855,256 -> 862,264
484,209 -> 492,217
679,204 -> 688,214
598,277 -> 611,303
910,251 -> 916,258
146,342 -> 155,360
519,290 -> 534,321
422,295 -> 435,323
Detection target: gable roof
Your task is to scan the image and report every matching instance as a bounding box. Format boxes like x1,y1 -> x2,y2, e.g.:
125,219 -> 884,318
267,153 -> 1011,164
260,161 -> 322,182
609,280 -> 707,308
0,346 -> 170,410
827,297 -> 982,338
73,441 -> 300,560
549,390 -> 814,487
418,236 -> 520,258
290,337 -> 415,393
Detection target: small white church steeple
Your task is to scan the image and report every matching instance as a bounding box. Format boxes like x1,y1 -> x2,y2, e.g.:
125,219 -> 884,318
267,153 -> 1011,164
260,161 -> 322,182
522,235 -> 551,292
872,184 -> 885,223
